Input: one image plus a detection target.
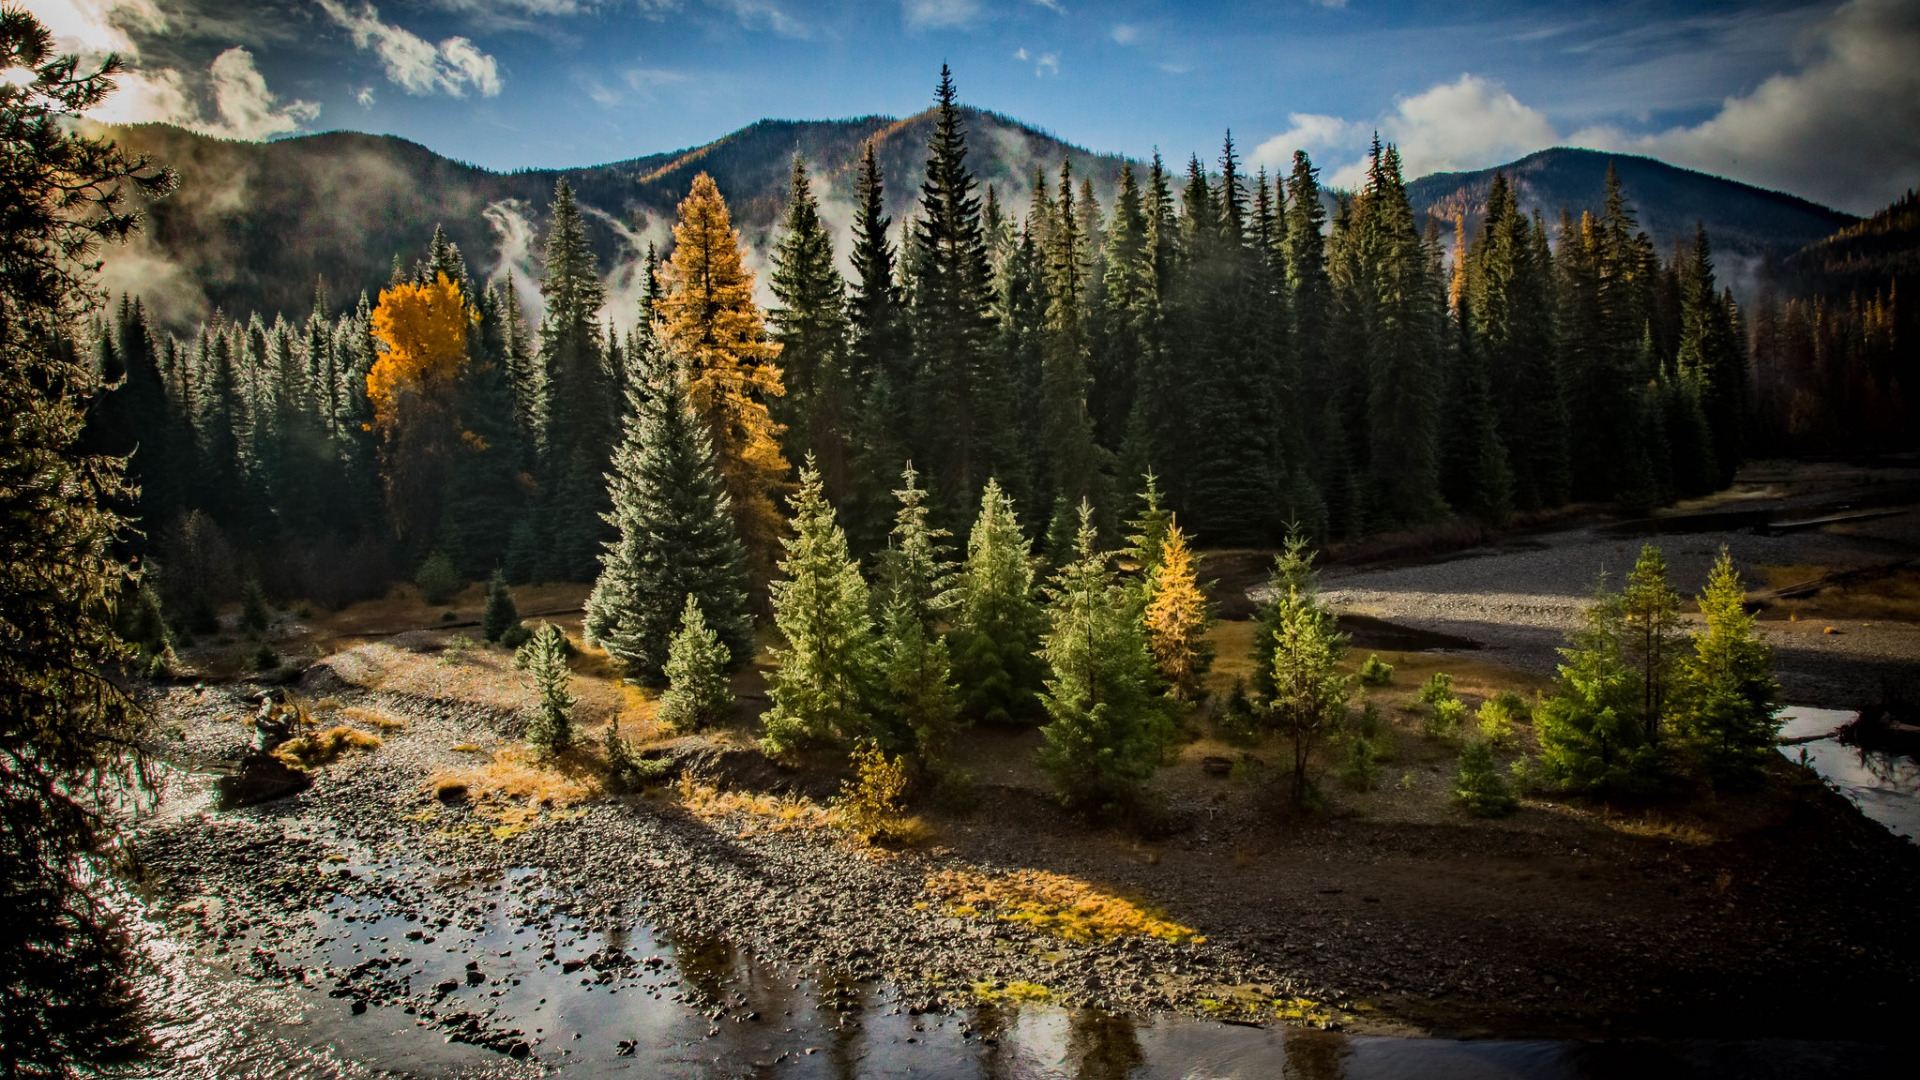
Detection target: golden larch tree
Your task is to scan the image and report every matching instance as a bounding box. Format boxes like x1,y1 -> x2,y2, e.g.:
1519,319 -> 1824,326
1143,520 -> 1213,700
368,272 -> 470,547
655,172 -> 789,579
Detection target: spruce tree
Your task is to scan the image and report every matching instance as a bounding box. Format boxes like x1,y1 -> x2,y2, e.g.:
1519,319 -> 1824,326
762,461 -> 878,755
482,570 -> 520,643
1260,542 -> 1350,808
1357,144 -> 1445,527
1536,573 -> 1664,794
584,372 -> 752,685
1676,224 -> 1747,488
873,464 -> 963,760
1675,549 -> 1780,783
950,478 -> 1045,723
908,66 -> 1002,507
658,595 -> 737,732
534,179 -> 615,575
523,622 -> 575,755
1620,543 -> 1684,745
1251,530 -> 1320,702
1037,160 -> 1106,520
770,153 -> 852,504
845,140 -> 913,554
1035,502 -> 1168,812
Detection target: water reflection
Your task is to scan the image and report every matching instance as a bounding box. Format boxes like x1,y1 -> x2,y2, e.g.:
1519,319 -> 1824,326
1064,1009 -> 1142,1080
1775,706 -> 1920,841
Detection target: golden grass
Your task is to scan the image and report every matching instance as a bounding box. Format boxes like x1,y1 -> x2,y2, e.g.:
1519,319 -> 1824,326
1605,814 -> 1717,846
426,745 -> 599,839
675,777 -> 839,834
340,706 -> 406,730
272,725 -> 382,768
1762,564 -> 1920,623
925,868 -> 1203,945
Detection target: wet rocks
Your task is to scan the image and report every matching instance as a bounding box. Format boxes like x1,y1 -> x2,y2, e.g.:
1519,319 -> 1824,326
214,749 -> 310,809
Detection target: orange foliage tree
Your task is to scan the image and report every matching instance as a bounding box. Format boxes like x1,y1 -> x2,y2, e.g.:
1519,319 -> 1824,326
655,172 -> 790,579
368,272 -> 470,547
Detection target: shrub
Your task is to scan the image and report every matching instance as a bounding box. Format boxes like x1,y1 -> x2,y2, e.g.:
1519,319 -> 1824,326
440,633 -> 478,665
1477,691 -> 1528,748
838,739 -> 910,839
1353,699 -> 1383,740
1509,755 -> 1542,794
1341,736 -> 1382,791
252,643 -> 279,671
415,551 -> 463,606
1423,695 -> 1466,738
1358,653 -> 1394,687
481,570 -> 520,643
1418,671 -> 1454,706
500,624 -> 532,650
1455,739 -> 1516,816
606,735 -> 672,792
522,623 -> 575,755
1215,676 -> 1259,745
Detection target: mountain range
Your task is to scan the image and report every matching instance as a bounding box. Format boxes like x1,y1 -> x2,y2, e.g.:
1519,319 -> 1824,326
93,109 -> 1860,328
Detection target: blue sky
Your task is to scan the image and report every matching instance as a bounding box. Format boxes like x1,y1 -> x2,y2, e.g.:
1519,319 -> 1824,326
34,0 -> 1920,213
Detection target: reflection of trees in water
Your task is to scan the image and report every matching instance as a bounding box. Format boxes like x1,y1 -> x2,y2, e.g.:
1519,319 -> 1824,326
1283,1025 -> 1352,1080
666,928 -> 735,1005
966,1004 -> 1013,1077
1065,1009 -> 1143,1080
813,971 -> 868,1080
1853,747 -> 1920,792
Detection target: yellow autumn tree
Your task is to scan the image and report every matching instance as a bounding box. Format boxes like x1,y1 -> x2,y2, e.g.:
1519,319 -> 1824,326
368,272 -> 470,546
1143,520 -> 1213,700
655,172 -> 789,578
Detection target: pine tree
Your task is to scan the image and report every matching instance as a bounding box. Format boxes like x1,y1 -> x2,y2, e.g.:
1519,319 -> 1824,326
873,464 -> 963,760
439,283 -> 526,575
762,460 -> 877,754
1142,519 -> 1212,700
656,172 -> 790,581
1455,738 -> 1517,816
950,478 -> 1045,723
658,594 -> 737,732
1122,471 -> 1174,578
1090,163 -> 1153,452
1038,160 -> 1106,520
1535,573 -> 1664,793
0,16 -> 170,1069
584,372 -> 752,685
1251,530 -> 1319,702
482,569 -> 520,643
1035,502 -> 1169,812
1261,545 -> 1350,808
523,622 -> 575,754
845,140 -> 913,553
1620,543 -> 1684,745
908,66 -> 1002,508
1675,549 -> 1779,783
770,153 -> 852,504
1676,224 -> 1747,488
533,179 -> 615,575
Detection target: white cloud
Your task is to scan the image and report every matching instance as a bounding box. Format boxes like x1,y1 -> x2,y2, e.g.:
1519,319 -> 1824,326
32,0 -> 168,56
1110,22 -> 1139,45
1308,0 -> 1348,8
1032,0 -> 1064,12
317,0 -> 503,98
203,46 -> 319,139
1035,51 -> 1059,76
1570,0 -> 1920,214
1251,75 -> 1558,190
713,0 -> 807,37
356,85 -> 376,108
903,0 -> 982,31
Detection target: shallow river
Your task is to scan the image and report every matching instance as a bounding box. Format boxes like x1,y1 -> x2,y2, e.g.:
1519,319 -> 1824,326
118,707 -> 1920,1080
1776,706 -> 1920,843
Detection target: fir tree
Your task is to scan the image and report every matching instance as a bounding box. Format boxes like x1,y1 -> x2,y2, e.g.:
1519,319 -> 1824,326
523,622 -> 575,755
1455,739 -> 1517,816
533,179 -> 615,575
770,153 -> 852,504
658,595 -> 737,732
1620,543 -> 1684,745
1675,549 -> 1779,783
584,372 -> 752,685
762,461 -> 877,754
1142,519 -> 1213,700
873,464 -> 963,760
1676,224 -> 1747,488
1535,573 -> 1664,794
1035,502 -> 1169,813
656,172 -> 790,582
1122,471 -> 1174,578
1261,545 -> 1350,808
908,66 -> 1002,507
1357,143 -> 1445,527
845,140 -> 913,553
1251,530 -> 1319,702
1037,160 -> 1107,523
950,478 -> 1045,723
482,569 -> 520,643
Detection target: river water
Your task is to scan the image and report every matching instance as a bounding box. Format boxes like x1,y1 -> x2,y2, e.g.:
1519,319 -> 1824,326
1776,706 -> 1920,843
113,709 -> 1920,1080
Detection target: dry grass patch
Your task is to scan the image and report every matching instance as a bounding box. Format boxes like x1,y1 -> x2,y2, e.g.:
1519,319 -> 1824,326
427,745 -> 599,839
970,980 -> 1052,1004
1604,814 -> 1717,846
925,868 -> 1203,945
340,706 -> 406,730
675,777 -> 838,835
272,726 -> 382,768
